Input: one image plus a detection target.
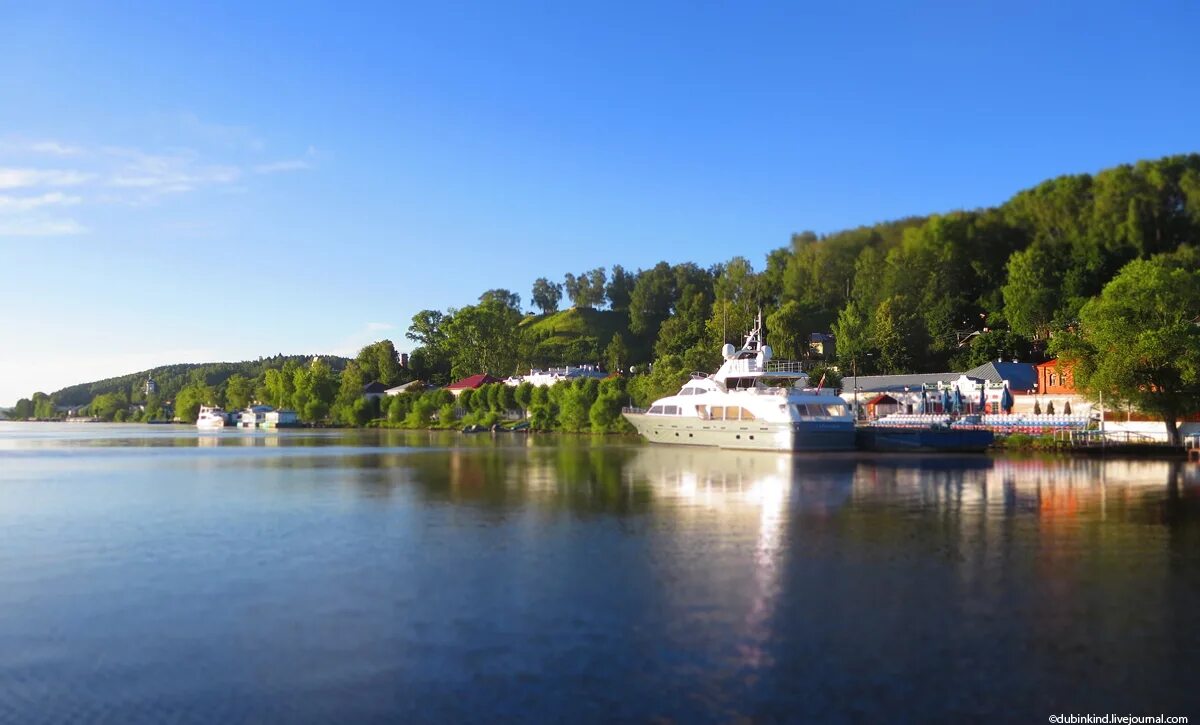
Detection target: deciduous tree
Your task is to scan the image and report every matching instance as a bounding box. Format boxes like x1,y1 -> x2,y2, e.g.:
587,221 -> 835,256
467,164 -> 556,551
1051,255 -> 1200,446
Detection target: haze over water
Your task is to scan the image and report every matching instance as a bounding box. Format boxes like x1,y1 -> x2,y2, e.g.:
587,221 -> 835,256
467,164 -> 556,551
1,424 -> 1198,721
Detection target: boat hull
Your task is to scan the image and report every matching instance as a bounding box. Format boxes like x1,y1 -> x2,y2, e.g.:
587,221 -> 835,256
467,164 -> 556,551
196,419 -> 226,430
623,413 -> 855,451
855,426 -> 994,453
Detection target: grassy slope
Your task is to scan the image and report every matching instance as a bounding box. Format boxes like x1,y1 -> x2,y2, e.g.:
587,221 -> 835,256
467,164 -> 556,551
520,307 -> 652,364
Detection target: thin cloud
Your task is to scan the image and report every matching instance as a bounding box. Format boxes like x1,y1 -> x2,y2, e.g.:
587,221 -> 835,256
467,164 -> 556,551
105,148 -> 242,194
0,122 -> 319,233
366,322 -> 395,332
0,168 -> 95,189
28,141 -> 83,156
0,217 -> 88,236
253,159 -> 312,174
0,192 -> 82,212
0,139 -> 84,156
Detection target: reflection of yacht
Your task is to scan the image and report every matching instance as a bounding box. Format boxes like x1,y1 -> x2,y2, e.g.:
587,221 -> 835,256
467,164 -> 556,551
196,406 -> 228,429
623,313 -> 855,451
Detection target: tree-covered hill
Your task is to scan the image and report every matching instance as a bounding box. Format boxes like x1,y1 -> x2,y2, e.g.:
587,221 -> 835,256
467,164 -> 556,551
50,355 -> 350,407
404,153 -> 1200,418
518,308 -> 652,371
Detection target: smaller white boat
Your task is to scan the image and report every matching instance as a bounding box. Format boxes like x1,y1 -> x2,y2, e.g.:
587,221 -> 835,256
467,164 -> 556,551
196,405 -> 229,429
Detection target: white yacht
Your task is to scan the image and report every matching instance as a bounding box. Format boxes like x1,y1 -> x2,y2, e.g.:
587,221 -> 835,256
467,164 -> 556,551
623,314 -> 856,451
196,405 -> 229,429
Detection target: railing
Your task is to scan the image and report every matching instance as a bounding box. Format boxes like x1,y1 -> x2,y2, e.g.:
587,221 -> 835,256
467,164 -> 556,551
765,359 -> 806,373
1052,429 -> 1163,447
622,406 -> 647,415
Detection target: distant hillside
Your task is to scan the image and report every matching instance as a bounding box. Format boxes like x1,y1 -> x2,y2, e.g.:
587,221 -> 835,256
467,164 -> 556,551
519,307 -> 650,367
50,354 -> 351,406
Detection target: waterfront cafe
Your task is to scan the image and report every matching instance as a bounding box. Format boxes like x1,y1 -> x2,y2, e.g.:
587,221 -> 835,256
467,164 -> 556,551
845,362 -> 1053,419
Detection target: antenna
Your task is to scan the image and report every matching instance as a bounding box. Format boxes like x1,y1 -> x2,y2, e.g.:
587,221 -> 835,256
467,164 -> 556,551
721,287 -> 727,344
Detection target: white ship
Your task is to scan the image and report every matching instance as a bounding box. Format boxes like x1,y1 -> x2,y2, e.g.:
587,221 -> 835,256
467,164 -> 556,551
622,313 -> 856,451
196,405 -> 229,429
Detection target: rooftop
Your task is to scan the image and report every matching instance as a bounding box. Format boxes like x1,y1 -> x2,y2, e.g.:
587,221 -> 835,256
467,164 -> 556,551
446,373 -> 503,390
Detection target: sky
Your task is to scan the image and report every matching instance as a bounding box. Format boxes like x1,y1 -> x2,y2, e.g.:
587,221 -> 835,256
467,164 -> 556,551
1,1 -> 1198,405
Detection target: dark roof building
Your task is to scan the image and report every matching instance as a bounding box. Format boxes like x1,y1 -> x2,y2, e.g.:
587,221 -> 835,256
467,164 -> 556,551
962,362 -> 1038,392
849,362 -> 1037,394
848,372 -> 963,393
362,381 -> 389,395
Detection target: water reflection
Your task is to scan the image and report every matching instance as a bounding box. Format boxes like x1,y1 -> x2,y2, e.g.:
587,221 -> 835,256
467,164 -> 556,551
2,424 -> 1200,720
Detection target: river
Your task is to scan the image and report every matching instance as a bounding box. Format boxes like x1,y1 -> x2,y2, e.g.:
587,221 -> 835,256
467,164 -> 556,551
1,423 -> 1198,722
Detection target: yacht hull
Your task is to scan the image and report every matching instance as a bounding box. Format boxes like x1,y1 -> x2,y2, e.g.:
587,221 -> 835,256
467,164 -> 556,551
623,413 -> 855,451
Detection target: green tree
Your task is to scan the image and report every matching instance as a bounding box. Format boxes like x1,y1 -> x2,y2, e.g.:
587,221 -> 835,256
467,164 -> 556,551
224,373 -> 253,411
805,364 -> 843,390
563,268 -> 607,308
767,300 -> 822,361
355,340 -> 405,386
479,288 -> 522,310
530,278 -> 563,314
442,299 -> 522,378
404,393 -> 438,428
628,262 -> 675,339
589,377 -> 630,432
32,392 -> 56,420
12,398 -> 33,419
1003,242 -> 1065,339
294,358 -> 335,421
387,392 -> 416,424
263,362 -> 298,409
1051,256 -> 1200,446
832,300 -> 874,374
407,309 -> 452,384
90,392 -> 128,421
332,362 -> 367,425
627,355 -> 689,408
950,330 -> 1032,370
706,257 -> 760,349
605,333 -> 628,373
514,382 -> 535,416
605,265 -> 635,311
175,383 -> 216,423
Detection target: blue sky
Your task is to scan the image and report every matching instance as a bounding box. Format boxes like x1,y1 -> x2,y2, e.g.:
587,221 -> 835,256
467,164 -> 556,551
1,1 -> 1197,404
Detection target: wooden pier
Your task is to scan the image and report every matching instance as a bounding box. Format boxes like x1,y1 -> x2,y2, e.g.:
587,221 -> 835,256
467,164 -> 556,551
1053,429 -> 1192,458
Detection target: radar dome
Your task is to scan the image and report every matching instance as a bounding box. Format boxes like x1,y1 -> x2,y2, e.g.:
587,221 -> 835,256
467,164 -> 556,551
761,344 -> 773,362
721,343 -> 736,360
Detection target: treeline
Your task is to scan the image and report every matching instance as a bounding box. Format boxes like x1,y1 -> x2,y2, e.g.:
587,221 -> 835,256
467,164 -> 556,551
407,155 -> 1200,388
378,377 -> 632,433
13,353 -> 352,423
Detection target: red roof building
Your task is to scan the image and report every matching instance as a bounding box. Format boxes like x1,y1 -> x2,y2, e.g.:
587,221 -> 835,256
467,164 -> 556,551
445,373 -> 502,395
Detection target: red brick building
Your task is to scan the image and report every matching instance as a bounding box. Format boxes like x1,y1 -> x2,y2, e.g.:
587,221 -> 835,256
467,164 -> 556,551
1035,359 -> 1076,395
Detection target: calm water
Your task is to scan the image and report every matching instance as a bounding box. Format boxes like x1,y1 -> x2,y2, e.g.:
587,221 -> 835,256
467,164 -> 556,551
1,424 -> 1199,722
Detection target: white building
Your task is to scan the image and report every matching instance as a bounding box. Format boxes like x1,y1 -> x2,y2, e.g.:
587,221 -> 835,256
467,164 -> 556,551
238,405 -> 274,428
505,365 -> 608,388
262,409 -> 300,428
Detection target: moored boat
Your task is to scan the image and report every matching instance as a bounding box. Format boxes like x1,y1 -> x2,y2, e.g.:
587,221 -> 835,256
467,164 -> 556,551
196,406 -> 229,429
622,313 -> 856,451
